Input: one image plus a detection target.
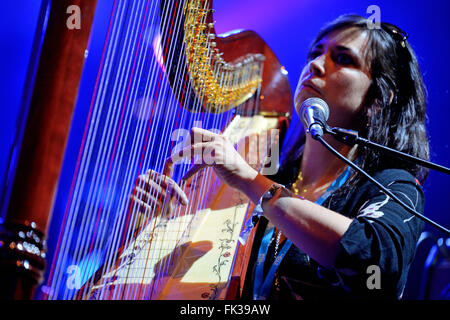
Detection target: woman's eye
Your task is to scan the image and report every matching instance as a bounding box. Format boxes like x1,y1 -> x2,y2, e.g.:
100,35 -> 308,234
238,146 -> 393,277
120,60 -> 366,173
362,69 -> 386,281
335,53 -> 354,65
308,50 -> 322,61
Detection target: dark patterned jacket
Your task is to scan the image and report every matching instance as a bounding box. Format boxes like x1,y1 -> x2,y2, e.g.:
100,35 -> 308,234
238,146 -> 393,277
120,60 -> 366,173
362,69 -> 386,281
242,169 -> 424,300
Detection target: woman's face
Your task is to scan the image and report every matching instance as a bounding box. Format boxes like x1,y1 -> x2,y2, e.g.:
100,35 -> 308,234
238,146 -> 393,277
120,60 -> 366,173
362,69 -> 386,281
294,27 -> 372,130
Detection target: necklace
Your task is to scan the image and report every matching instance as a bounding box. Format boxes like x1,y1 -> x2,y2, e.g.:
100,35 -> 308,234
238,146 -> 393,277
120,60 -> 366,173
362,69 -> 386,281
291,170 -> 307,195
291,168 -> 345,201
271,169 -> 334,270
273,229 -> 282,257
271,168 -> 342,291
273,229 -> 283,290
271,172 -> 307,268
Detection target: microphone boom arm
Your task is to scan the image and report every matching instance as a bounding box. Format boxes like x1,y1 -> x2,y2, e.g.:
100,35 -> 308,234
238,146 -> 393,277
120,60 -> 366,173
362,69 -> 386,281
325,126 -> 450,175
315,134 -> 450,235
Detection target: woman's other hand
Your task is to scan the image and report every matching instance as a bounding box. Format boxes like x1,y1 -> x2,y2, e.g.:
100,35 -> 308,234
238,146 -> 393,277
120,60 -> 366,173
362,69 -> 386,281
128,169 -> 188,229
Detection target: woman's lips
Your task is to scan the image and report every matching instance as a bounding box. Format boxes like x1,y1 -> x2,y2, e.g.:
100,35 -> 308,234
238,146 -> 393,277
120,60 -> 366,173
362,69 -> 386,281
301,82 -> 321,95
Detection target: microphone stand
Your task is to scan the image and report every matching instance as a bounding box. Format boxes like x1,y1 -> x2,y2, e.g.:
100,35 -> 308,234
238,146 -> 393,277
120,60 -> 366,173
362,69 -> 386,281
325,126 -> 450,175
312,124 -> 450,235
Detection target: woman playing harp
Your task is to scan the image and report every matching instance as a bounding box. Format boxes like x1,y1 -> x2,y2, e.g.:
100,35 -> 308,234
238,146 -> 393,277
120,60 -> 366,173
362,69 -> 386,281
134,14 -> 429,299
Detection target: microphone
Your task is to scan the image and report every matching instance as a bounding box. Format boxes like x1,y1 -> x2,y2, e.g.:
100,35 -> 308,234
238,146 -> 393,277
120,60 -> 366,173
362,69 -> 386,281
297,97 -> 330,139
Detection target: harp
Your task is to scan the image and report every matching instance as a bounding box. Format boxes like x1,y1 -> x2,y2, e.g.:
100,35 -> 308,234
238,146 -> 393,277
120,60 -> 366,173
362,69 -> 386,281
0,0 -> 292,300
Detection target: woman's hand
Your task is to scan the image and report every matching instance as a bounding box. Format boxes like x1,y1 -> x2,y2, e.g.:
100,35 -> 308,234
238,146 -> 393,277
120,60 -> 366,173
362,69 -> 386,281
172,127 -> 259,193
128,169 -> 188,228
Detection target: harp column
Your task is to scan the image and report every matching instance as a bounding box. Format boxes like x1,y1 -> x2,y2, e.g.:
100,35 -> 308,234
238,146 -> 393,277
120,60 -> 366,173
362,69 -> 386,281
0,0 -> 97,299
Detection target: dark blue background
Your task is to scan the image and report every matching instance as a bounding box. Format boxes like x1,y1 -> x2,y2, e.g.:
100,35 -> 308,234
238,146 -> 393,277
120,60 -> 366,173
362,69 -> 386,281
1,0 -> 449,299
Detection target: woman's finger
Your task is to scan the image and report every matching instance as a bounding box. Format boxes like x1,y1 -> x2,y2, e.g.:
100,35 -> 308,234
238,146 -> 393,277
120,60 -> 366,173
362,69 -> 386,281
147,170 -> 189,205
181,163 -> 206,181
190,127 -> 220,143
134,186 -> 167,205
169,142 -> 215,165
168,180 -> 189,205
130,193 -> 171,216
135,176 -> 166,197
136,169 -> 172,192
129,195 -> 172,229
136,170 -> 188,205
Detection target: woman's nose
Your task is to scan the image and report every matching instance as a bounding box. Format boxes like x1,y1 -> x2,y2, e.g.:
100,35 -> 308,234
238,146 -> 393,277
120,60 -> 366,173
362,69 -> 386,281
309,54 -> 326,77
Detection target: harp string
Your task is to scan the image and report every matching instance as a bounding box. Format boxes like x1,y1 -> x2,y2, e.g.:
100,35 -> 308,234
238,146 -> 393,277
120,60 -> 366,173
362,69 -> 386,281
46,0 -> 265,300
60,0 -> 137,299
62,0 -> 155,298
135,0 -> 217,299
124,0 -> 188,299
107,0 -> 199,300
139,0 -> 262,298
120,0 -> 188,299
111,15 -> 169,302
46,0 -> 123,299
83,0 -> 161,300
138,0 -> 229,299
70,0 -> 151,300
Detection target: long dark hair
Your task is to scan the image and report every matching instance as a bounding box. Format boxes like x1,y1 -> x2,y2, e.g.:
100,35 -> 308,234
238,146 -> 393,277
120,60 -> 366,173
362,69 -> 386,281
272,14 -> 429,192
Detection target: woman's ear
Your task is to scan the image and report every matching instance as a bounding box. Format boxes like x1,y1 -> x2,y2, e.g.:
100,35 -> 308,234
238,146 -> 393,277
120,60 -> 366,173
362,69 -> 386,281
388,90 -> 394,105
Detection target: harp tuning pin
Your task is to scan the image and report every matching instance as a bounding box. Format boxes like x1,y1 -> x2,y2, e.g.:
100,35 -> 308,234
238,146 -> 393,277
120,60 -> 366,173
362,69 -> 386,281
254,53 -> 266,62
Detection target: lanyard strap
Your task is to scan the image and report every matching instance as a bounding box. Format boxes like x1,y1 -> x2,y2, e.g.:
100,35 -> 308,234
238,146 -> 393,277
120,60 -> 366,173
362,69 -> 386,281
252,166 -> 352,300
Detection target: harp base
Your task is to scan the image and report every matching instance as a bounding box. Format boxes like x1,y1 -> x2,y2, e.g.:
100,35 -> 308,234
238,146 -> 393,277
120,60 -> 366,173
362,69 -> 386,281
0,221 -> 46,299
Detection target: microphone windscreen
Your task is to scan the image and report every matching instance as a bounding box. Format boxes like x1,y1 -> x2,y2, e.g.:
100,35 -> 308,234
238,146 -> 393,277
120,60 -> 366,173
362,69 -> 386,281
297,97 -> 330,125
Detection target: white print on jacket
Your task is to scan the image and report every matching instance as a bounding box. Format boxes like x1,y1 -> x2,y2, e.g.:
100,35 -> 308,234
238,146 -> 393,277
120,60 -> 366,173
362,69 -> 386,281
357,194 -> 390,220
356,188 -> 418,224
